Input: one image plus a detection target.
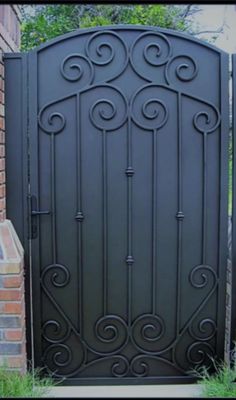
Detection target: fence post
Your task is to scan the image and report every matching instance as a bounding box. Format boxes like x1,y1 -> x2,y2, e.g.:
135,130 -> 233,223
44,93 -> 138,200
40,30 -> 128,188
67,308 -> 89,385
0,5 -> 27,374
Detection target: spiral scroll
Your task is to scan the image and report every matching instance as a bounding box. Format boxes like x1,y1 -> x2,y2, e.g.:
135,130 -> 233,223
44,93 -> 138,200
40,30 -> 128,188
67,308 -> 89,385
43,343 -> 72,374
60,53 -> 94,85
130,355 -> 149,377
165,55 -> 198,86
193,106 -> 221,134
187,342 -> 215,366
131,85 -> 168,132
41,264 -> 71,344
111,356 -> 129,378
131,314 -> 165,353
41,263 -> 70,288
42,319 -> 71,344
38,105 -> 66,135
130,32 -> 172,82
89,84 -> 127,131
85,31 -> 128,81
130,354 -> 185,377
189,264 -> 217,289
78,355 -> 129,378
189,318 -> 217,342
95,315 -> 128,354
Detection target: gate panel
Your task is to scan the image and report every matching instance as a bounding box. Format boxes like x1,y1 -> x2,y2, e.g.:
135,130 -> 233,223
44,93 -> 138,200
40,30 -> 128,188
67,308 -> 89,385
6,26 -> 229,384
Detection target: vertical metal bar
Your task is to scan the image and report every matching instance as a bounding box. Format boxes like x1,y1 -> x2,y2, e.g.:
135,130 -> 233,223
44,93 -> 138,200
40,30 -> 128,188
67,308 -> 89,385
102,129 -> 108,316
126,115 -> 134,327
76,94 -> 83,336
202,132 -> 207,265
152,129 -> 157,315
231,53 -> 236,358
176,92 -> 184,335
50,133 -> 57,264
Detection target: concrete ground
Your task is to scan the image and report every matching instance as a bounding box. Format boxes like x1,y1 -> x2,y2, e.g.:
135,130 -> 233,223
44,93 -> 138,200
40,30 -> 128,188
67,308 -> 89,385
46,384 -> 203,398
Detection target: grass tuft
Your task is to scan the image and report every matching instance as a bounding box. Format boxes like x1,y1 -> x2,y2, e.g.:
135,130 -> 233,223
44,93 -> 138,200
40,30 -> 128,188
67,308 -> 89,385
0,367 -> 54,398
194,359 -> 236,398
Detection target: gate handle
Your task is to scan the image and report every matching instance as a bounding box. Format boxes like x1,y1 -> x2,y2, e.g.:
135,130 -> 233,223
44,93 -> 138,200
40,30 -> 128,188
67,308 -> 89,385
31,210 -> 51,216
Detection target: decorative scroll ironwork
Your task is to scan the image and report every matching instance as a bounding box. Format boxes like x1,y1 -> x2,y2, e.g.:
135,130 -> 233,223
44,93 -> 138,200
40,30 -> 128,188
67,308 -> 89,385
89,85 -> 128,132
186,342 -> 215,366
189,318 -> 217,341
131,86 -> 168,131
85,30 -> 128,81
38,108 -> 66,135
130,32 -> 172,81
165,55 -> 198,85
131,314 -> 165,353
60,53 -> 94,84
95,315 -> 129,353
36,27 -> 224,380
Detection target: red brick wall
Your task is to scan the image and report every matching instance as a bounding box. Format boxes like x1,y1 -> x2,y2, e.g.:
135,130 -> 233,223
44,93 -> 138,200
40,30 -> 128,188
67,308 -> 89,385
0,5 -> 21,222
0,220 -> 26,373
0,6 -> 25,373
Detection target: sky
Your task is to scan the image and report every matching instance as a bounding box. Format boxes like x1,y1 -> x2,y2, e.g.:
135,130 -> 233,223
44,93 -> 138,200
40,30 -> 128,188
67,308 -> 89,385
191,4 -> 236,53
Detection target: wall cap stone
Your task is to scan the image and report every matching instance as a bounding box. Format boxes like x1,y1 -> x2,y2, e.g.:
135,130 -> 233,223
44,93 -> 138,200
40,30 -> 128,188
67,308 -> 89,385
0,220 -> 24,274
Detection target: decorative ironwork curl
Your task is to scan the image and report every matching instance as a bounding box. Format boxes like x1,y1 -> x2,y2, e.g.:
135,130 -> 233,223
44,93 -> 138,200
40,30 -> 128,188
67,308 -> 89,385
111,356 -> 129,377
131,314 -> 165,352
130,32 -> 172,81
130,354 -> 186,377
60,53 -> 94,84
186,341 -> 215,366
193,108 -> 221,134
130,355 -> 149,377
41,265 -> 71,344
95,315 -> 128,353
85,31 -> 128,81
43,343 -> 72,369
86,32 -> 115,65
165,55 -> 198,85
41,263 -> 70,288
189,318 -> 217,342
42,320 -> 71,344
89,85 -> 128,131
131,85 -> 168,132
70,355 -> 129,378
38,108 -> 66,135
90,99 -> 116,124
189,264 -> 217,289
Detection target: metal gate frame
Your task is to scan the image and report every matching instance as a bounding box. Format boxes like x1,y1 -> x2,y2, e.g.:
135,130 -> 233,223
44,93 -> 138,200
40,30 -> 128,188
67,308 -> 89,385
231,54 -> 236,363
4,53 -> 32,363
3,25 -> 235,382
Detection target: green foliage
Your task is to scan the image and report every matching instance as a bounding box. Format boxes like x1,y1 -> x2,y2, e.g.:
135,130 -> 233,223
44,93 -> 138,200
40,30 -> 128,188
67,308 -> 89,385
21,5 -> 79,50
21,4 -> 190,51
195,359 -> 236,398
0,367 -> 54,398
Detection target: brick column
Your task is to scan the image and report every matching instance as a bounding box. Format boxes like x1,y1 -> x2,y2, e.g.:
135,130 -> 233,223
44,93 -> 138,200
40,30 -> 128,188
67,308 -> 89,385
0,221 -> 26,372
0,5 -> 20,221
0,6 -> 26,374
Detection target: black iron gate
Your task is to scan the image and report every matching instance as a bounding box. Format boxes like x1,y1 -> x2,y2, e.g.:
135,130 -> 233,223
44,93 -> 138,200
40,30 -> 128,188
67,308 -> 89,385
5,26 -> 230,384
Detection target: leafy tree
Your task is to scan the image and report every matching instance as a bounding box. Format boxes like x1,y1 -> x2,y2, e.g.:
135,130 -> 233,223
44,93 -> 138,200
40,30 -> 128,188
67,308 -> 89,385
20,4 -> 196,51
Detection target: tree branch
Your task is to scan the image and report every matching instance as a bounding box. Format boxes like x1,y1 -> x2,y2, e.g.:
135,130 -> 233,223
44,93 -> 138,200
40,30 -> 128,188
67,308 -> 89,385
192,27 -> 224,36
